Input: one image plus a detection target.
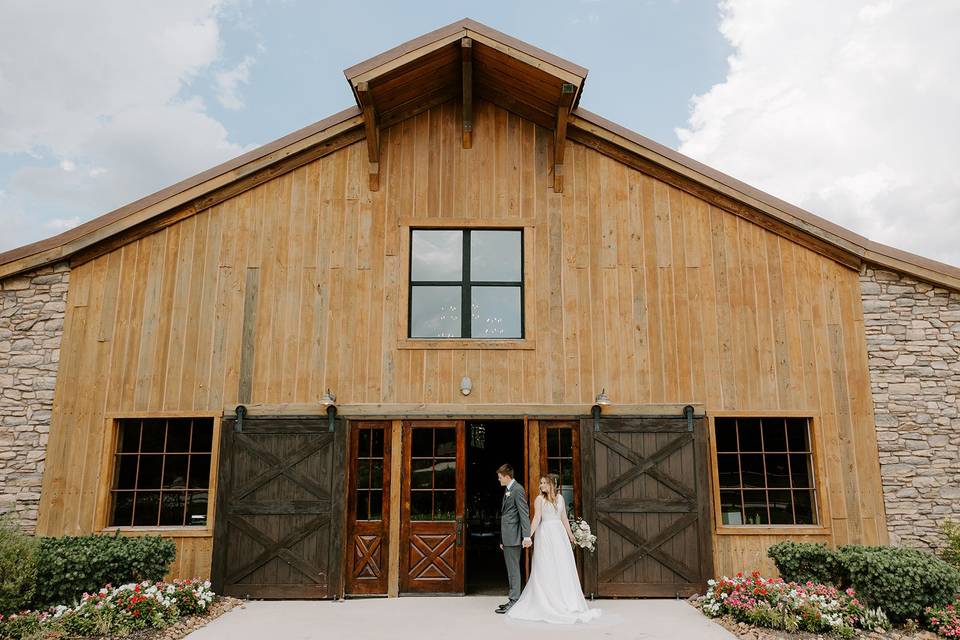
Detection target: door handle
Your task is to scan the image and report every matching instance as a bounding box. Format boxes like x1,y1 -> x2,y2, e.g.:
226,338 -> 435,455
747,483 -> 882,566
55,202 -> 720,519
455,517 -> 463,547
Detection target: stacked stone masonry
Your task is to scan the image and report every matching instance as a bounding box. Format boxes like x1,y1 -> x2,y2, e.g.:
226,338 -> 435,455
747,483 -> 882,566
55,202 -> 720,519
0,262 -> 69,532
861,266 -> 960,550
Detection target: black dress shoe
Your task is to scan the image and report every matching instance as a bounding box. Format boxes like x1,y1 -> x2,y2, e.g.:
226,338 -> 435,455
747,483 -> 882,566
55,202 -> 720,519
496,602 -> 510,610
495,606 -> 510,614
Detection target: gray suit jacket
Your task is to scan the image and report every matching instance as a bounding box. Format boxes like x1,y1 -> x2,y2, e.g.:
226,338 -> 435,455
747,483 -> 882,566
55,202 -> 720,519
500,481 -> 531,547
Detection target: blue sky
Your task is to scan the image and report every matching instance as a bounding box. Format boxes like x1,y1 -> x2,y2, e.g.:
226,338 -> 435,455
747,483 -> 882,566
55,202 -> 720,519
2,1 -> 958,266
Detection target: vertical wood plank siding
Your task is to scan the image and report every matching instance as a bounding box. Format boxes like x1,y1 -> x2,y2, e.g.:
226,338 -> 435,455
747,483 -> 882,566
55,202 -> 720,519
37,100 -> 886,578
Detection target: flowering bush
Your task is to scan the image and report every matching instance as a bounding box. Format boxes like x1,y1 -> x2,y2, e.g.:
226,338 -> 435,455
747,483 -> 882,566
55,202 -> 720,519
0,579 -> 215,640
571,517 -> 597,552
925,600 -> 960,638
698,571 -> 866,636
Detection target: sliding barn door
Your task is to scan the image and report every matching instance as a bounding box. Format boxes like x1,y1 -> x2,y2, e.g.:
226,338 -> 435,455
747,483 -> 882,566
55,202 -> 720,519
580,416 -> 712,598
212,416 -> 346,599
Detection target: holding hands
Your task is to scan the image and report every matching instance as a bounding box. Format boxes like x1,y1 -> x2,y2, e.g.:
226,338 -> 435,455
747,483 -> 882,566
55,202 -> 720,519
522,537 -> 532,548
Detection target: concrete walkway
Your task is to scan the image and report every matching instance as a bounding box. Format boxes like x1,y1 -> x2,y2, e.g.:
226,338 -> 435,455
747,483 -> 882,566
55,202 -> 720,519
187,596 -> 735,640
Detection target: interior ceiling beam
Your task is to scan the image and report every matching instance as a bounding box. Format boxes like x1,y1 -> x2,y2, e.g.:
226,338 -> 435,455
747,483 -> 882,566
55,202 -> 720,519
461,37 -> 473,149
553,83 -> 576,193
355,81 -> 380,192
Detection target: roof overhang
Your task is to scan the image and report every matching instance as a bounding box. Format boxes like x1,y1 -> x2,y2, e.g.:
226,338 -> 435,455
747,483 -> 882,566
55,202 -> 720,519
343,18 -> 587,192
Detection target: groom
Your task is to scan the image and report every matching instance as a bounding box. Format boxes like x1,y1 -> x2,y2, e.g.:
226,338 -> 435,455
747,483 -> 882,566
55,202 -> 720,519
495,463 -> 531,614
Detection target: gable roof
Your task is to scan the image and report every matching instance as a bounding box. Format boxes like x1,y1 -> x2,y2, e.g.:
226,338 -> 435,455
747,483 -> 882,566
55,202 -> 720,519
1,19 -> 958,291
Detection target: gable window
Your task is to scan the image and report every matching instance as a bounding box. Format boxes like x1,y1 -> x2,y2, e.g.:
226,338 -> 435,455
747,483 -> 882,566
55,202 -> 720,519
714,417 -> 819,526
109,418 -> 214,528
409,229 -> 523,339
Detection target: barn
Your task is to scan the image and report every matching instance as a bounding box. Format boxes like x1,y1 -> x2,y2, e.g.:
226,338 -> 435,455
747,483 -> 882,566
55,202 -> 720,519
1,19 -> 959,600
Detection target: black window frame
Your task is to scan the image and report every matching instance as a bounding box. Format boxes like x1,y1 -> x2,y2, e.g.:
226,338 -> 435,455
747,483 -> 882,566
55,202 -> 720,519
408,228 -> 525,339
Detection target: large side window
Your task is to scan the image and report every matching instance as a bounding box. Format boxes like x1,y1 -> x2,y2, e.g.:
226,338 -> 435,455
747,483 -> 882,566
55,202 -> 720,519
714,417 -> 819,526
109,418 -> 214,527
409,229 -> 523,339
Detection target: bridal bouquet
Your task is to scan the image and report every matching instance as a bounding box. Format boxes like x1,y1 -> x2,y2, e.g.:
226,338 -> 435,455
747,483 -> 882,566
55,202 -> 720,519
571,517 -> 597,552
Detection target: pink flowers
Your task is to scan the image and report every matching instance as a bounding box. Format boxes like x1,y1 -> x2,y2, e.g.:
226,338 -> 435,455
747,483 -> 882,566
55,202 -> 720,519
925,601 -> 960,638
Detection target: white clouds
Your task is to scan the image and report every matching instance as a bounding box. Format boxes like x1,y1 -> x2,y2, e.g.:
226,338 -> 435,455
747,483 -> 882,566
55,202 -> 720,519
0,0 -> 256,252
677,0 -> 960,267
216,56 -> 256,109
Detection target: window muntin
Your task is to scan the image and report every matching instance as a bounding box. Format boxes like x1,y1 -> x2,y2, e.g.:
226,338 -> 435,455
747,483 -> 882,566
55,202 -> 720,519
409,229 -> 523,339
714,417 -> 818,526
110,418 -> 214,528
354,427 -> 386,521
410,427 -> 457,521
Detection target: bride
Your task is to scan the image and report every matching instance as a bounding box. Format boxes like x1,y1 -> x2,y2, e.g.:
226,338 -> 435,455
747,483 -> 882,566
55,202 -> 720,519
506,474 -> 602,624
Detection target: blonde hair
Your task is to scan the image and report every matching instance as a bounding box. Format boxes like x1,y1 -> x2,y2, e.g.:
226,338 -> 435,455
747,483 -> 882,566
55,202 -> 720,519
539,474 -> 560,509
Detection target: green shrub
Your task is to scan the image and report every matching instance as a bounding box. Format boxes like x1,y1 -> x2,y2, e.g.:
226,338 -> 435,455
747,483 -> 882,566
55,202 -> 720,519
767,541 -> 843,585
837,544 -> 960,623
942,519 -> 960,572
0,517 -> 38,616
32,533 -> 176,610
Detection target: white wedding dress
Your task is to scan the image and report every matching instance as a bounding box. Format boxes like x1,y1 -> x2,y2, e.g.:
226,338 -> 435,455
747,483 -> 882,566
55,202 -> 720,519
506,493 -> 602,624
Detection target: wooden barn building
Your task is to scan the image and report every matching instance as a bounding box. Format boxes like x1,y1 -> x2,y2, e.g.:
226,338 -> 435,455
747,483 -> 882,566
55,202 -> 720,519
2,19 -> 959,600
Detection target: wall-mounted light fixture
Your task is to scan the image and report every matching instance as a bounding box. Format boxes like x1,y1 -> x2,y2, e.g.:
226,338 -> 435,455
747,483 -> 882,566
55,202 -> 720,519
460,376 -> 473,396
592,388 -> 611,432
321,389 -> 337,432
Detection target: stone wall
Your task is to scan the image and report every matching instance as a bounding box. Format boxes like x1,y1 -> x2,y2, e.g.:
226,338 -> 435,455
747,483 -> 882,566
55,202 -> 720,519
0,262 -> 69,532
861,266 -> 960,550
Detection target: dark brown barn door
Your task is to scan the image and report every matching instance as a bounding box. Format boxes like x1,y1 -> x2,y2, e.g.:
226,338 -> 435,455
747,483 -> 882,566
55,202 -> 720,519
580,416 -> 712,598
400,420 -> 466,594
346,421 -> 391,595
211,416 -> 345,599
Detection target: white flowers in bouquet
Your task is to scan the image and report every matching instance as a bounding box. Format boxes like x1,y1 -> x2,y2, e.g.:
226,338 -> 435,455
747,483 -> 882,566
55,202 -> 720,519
571,517 -> 597,552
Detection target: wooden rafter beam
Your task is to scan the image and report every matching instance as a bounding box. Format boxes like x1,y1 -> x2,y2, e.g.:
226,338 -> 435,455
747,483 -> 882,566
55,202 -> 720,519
553,83 -> 576,193
461,38 -> 473,149
355,81 -> 380,191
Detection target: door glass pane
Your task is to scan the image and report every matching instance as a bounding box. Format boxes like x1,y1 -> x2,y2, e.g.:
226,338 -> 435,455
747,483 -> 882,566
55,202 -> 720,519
470,286 -> 521,338
369,490 -> 383,521
356,491 -> 370,520
547,429 -> 559,457
358,460 -> 371,490
411,491 -> 432,520
470,230 -> 521,281
411,230 -> 462,281
434,460 -> 456,489
412,428 -> 433,458
371,429 -> 384,457
371,460 -> 384,490
434,428 -> 456,457
358,429 -> 371,457
558,429 -> 572,456
410,286 -> 461,338
434,491 -> 456,521
411,459 -> 433,489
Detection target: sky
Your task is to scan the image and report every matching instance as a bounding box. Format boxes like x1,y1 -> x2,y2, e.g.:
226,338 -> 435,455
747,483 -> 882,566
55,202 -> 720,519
1,0 -> 958,266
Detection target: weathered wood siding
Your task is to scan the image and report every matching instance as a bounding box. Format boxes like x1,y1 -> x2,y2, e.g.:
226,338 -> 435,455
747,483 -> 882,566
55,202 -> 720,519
37,100 -> 886,578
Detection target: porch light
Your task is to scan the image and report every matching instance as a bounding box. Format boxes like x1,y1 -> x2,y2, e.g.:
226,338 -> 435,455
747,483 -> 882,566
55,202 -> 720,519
592,389 -> 611,432
321,389 -> 337,432
460,376 -> 473,396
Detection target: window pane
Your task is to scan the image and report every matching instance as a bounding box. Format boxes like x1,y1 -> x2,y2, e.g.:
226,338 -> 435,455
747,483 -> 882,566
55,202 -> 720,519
190,423 -> 213,453
118,421 -> 141,453
547,429 -> 560,457
115,455 -> 138,490
369,490 -> 383,521
742,490 -> 769,525
411,459 -> 433,489
411,230 -> 462,281
111,492 -> 134,526
411,491 -> 432,520
762,419 -> 788,452
159,492 -> 186,526
187,492 -> 208,526
470,286 -> 521,338
166,421 -> 191,452
371,429 -> 384,458
765,454 -> 790,488
559,429 -> 572,457
357,460 -> 371,490
434,491 -> 455,520
559,464 -> 573,489
737,419 -> 762,452
787,419 -> 810,451
412,429 -> 433,458
137,455 -> 163,489
140,420 -> 166,453
133,492 -> 160,526
434,428 -> 456,457
470,230 -> 521,281
716,454 -> 740,488
790,454 -> 813,488
356,491 -> 370,520
358,429 -> 371,457
719,490 -> 743,525
434,460 -> 457,489
410,286 -> 461,338
794,490 -> 817,524
188,455 -> 211,490
371,460 -> 383,489
162,455 -> 189,489
739,454 -> 765,488
715,420 -> 738,452
768,490 -> 794,524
